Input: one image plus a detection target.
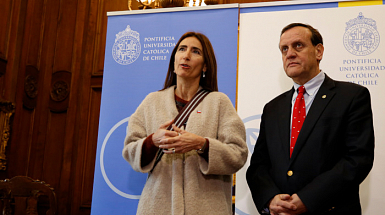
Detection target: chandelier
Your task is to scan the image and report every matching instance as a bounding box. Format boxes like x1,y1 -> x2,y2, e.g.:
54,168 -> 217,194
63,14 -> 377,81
128,0 -> 217,10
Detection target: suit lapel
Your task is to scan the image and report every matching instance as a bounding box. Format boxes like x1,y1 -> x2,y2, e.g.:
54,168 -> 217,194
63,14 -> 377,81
278,88 -> 294,162
289,75 -> 336,162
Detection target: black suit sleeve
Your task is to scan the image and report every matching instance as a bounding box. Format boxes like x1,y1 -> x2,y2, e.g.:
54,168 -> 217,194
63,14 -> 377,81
246,105 -> 281,212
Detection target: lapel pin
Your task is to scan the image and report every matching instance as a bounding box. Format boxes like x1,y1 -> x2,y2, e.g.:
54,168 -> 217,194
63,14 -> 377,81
322,95 -> 327,99
197,110 -> 202,113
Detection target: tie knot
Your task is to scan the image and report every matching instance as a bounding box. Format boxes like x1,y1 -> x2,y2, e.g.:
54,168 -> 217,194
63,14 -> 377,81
298,86 -> 305,94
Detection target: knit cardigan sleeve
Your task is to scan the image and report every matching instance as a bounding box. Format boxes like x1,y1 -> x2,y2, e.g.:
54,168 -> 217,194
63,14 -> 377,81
197,92 -> 248,175
123,87 -> 179,173
122,93 -> 156,173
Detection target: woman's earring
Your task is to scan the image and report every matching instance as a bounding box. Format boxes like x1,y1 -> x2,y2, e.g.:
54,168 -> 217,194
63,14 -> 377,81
203,71 -> 206,78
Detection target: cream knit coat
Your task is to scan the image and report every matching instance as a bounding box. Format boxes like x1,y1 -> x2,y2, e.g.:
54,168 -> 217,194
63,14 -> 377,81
123,86 -> 248,215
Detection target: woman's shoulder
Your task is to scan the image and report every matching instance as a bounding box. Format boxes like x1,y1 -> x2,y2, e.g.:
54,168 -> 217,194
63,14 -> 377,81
143,87 -> 174,101
204,91 -> 235,110
206,91 -> 231,101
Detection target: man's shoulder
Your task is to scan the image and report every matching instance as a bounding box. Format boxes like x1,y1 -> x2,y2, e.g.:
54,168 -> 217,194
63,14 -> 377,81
327,78 -> 370,96
324,74 -> 369,91
259,89 -> 292,114
333,79 -> 366,89
266,89 -> 292,105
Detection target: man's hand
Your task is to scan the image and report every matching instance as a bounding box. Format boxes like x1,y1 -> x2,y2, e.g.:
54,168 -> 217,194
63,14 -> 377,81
269,194 -> 297,215
287,194 -> 308,214
269,194 -> 308,215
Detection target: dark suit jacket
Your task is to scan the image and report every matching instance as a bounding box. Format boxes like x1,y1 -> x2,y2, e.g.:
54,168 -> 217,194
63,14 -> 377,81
246,75 -> 374,215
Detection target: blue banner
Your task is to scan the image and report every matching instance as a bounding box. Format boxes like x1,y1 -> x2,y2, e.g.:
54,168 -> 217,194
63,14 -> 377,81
91,5 -> 239,214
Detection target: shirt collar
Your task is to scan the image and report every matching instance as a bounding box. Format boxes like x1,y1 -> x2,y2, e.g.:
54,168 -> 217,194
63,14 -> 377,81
293,70 -> 325,96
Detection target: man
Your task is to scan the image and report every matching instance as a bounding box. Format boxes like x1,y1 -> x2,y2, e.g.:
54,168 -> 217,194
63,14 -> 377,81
246,23 -> 374,215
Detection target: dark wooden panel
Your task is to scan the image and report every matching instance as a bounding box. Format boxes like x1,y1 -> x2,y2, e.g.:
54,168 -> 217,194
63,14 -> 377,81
0,58 -> 6,78
0,0 -> 12,59
0,59 -> 6,97
70,77 -> 103,215
70,2 -> 128,211
95,0 -> 131,76
80,86 -> 102,208
25,0 -> 60,180
1,0 -> 28,102
24,0 -> 44,66
68,0 -> 104,212
92,0 -> 106,76
53,0 -> 78,71
43,112 -> 68,185
1,0 -> 30,178
6,108 -> 34,176
44,112 -> 69,214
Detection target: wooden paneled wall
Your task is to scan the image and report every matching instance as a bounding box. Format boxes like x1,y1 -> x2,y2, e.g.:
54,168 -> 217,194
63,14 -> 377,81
0,0 -> 279,214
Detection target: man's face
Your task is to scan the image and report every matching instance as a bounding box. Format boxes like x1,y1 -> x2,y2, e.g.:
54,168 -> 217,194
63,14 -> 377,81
279,26 -> 323,85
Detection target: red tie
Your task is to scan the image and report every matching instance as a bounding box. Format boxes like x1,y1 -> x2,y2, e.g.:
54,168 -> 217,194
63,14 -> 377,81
290,86 -> 306,157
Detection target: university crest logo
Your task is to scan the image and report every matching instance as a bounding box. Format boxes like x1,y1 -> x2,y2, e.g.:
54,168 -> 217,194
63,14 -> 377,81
112,25 -> 141,65
343,12 -> 380,56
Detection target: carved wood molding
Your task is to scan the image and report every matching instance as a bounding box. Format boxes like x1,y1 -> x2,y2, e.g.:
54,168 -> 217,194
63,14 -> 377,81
0,99 -> 15,170
49,70 -> 71,113
23,65 -> 39,110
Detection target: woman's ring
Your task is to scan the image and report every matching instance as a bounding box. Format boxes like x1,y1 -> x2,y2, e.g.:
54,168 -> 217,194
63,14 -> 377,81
171,148 -> 176,153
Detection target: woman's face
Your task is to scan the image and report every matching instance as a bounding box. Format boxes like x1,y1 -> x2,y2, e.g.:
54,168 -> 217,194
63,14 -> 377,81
174,37 -> 206,83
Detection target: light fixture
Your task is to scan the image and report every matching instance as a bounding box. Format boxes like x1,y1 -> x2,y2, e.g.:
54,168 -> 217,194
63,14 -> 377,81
128,0 -> 212,10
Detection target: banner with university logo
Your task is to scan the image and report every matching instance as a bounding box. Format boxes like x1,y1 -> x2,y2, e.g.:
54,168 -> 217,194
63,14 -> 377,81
237,1 -> 385,215
91,5 -> 239,214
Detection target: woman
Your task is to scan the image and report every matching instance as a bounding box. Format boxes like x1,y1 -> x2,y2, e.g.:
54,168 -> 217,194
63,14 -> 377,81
123,32 -> 247,214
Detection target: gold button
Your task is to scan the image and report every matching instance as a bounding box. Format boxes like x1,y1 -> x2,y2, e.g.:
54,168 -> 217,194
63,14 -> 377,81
287,170 -> 293,176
